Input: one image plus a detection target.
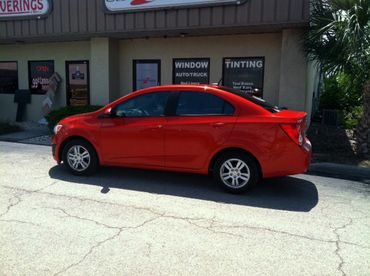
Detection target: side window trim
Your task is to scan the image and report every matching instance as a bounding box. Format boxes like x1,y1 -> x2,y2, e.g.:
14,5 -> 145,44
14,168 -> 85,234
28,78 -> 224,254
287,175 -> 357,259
164,91 -> 179,116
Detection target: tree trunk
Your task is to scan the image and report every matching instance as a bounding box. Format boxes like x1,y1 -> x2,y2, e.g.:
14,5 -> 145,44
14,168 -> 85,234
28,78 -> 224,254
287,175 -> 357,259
356,81 -> 370,159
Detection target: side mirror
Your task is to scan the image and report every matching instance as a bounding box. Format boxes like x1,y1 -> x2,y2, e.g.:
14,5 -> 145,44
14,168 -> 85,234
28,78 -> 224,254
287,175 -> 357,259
99,107 -> 126,118
98,107 -> 115,119
104,107 -> 113,116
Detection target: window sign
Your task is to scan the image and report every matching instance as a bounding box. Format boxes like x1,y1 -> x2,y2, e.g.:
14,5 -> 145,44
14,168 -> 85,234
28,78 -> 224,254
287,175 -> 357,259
104,0 -> 247,13
28,60 -> 55,94
66,61 -> 90,106
0,61 -> 18,94
222,57 -> 265,97
133,60 -> 161,91
0,0 -> 52,20
173,58 -> 210,85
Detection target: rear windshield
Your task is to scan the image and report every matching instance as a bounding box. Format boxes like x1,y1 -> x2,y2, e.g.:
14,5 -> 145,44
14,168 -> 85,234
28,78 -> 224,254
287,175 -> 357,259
219,86 -> 281,113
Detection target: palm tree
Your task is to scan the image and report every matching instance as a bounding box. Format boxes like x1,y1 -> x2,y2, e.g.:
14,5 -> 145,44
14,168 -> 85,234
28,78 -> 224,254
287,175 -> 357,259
305,0 -> 370,158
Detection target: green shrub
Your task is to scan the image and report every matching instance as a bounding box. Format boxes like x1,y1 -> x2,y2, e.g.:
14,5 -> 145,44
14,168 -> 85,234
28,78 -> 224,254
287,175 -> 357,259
0,121 -> 21,135
320,75 -> 346,110
46,105 -> 103,130
320,73 -> 362,112
342,106 -> 363,130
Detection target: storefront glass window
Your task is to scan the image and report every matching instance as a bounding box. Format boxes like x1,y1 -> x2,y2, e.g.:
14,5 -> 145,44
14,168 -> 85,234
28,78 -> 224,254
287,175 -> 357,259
133,60 -> 161,91
66,61 -> 90,106
0,61 -> 18,94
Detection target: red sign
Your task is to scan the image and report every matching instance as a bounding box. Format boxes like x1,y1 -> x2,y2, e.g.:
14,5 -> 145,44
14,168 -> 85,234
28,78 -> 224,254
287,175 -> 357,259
0,0 -> 51,19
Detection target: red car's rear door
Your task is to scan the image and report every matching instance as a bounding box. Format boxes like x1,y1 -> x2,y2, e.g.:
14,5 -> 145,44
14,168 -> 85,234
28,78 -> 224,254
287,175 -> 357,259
164,91 -> 237,170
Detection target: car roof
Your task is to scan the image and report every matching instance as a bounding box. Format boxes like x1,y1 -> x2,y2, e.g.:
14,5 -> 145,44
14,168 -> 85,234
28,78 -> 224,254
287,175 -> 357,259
136,84 -> 220,93
106,84 -> 273,116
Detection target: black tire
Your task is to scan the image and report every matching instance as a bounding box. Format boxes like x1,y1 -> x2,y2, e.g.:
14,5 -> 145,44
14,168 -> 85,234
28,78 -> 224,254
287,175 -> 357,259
62,139 -> 99,176
213,152 -> 260,194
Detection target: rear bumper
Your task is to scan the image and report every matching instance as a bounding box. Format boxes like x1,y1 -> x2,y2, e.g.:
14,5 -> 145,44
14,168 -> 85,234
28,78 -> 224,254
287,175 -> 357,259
263,138 -> 312,178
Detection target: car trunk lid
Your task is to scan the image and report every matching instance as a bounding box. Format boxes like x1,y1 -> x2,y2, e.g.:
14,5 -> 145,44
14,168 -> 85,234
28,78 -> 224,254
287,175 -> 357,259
274,110 -> 307,146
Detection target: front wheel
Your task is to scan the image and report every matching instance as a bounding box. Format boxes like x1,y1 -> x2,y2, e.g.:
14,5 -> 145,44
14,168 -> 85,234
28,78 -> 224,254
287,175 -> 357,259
213,152 -> 260,193
62,139 -> 99,176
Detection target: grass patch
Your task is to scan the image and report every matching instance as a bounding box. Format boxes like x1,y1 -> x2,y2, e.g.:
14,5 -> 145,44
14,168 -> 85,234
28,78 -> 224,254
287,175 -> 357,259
0,121 -> 21,135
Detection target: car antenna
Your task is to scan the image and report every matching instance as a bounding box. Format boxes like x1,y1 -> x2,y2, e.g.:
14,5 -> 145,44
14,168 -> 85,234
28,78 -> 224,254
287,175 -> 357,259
217,78 -> 223,86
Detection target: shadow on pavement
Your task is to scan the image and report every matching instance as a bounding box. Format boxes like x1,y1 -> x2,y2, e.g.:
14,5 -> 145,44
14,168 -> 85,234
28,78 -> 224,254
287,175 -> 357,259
49,166 -> 318,212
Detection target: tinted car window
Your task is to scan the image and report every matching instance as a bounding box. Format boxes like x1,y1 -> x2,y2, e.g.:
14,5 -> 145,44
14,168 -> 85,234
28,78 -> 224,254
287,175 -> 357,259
114,92 -> 171,117
219,86 -> 281,113
176,92 -> 234,116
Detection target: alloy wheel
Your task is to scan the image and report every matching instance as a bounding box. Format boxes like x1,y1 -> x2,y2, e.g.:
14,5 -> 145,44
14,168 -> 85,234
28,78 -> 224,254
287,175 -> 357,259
67,145 -> 91,172
219,158 -> 250,189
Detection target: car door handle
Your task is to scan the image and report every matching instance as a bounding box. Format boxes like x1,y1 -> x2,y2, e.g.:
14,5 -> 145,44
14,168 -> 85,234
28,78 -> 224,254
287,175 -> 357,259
152,125 -> 163,130
211,122 -> 225,128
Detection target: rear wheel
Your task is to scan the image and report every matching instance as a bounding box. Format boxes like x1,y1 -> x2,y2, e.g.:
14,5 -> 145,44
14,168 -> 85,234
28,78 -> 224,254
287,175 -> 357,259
62,139 -> 99,175
213,152 -> 260,193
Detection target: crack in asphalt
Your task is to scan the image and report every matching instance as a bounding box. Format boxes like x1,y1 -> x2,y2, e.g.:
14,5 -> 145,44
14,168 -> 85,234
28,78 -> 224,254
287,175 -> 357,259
44,206 -> 126,230
37,203 -> 366,276
0,181 -> 58,223
0,219 -> 42,227
215,223 -> 337,243
2,184 -> 370,250
1,185 -> 166,218
171,217 -> 370,249
333,218 -> 353,276
2,183 -> 370,275
0,193 -> 23,218
52,214 -> 162,276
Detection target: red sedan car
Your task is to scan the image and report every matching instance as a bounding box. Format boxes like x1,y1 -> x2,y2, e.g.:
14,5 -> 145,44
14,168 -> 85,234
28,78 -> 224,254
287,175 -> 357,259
52,85 -> 311,193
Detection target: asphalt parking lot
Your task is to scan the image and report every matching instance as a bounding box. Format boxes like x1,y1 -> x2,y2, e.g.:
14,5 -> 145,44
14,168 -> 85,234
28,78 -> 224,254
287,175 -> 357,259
1,141 -> 370,275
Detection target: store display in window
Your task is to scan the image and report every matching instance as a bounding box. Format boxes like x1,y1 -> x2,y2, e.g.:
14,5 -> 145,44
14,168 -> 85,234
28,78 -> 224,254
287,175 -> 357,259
38,73 -> 61,125
28,60 -> 55,94
67,61 -> 90,106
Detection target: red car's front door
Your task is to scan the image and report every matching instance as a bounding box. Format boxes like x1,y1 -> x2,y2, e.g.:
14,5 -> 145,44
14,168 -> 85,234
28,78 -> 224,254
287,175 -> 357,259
100,117 -> 166,167
100,91 -> 171,168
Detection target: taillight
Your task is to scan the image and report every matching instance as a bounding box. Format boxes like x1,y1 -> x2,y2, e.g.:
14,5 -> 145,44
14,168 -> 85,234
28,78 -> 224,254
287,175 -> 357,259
281,123 -> 304,146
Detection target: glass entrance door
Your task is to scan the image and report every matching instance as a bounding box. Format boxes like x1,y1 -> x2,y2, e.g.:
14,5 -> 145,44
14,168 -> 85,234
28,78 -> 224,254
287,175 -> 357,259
133,59 -> 161,91
66,60 -> 90,106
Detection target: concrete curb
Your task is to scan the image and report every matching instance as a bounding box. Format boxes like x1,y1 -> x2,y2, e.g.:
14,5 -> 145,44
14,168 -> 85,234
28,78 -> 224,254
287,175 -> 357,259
308,162 -> 370,183
0,130 -> 51,146
0,129 -> 49,141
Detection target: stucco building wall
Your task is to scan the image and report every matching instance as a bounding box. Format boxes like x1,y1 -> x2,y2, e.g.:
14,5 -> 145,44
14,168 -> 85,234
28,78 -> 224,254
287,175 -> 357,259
118,33 -> 282,105
0,41 -> 90,121
0,29 -> 315,122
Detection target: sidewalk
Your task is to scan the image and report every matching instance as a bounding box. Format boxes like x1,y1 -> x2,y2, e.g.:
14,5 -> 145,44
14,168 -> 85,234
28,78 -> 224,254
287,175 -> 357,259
309,162 -> 370,183
0,121 -> 51,146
